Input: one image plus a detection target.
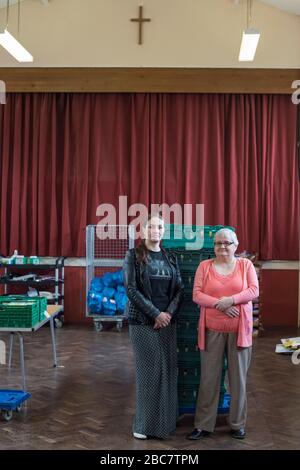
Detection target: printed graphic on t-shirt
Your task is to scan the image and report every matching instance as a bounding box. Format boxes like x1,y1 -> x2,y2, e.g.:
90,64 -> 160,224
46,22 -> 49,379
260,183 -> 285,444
148,259 -> 172,280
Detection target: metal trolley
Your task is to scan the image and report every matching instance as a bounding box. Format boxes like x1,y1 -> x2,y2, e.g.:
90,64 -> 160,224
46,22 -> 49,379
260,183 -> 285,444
86,225 -> 134,332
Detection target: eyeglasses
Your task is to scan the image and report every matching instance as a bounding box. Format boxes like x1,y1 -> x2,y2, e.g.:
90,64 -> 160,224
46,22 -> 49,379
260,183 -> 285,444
214,241 -> 235,247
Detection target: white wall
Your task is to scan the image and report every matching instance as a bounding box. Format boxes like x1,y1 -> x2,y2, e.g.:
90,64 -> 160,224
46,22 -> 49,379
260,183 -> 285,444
0,0 -> 299,67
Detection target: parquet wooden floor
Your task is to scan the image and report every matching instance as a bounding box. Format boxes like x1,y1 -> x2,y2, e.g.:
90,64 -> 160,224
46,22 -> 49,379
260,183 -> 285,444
0,324 -> 299,450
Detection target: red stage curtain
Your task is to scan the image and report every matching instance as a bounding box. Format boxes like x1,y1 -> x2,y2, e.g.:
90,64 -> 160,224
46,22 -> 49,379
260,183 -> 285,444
0,93 -> 298,259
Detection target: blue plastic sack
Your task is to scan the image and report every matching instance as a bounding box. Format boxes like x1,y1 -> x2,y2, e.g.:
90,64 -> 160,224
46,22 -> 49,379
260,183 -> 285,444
112,271 -> 123,285
102,287 -> 115,298
88,270 -> 127,314
87,291 -> 104,314
90,277 -> 104,292
117,285 -> 126,294
115,292 -> 128,312
102,272 -> 116,287
102,297 -> 117,315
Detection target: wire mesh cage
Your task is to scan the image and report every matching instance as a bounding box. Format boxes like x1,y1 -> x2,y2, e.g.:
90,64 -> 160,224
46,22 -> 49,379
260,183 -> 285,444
86,225 -> 135,330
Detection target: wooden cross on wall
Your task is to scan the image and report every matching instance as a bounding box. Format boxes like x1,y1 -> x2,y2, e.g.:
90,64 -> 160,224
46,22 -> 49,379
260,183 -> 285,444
130,6 -> 151,45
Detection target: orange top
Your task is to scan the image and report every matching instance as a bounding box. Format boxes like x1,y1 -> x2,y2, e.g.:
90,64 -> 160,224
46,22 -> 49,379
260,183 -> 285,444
205,261 -> 242,332
193,258 -> 259,349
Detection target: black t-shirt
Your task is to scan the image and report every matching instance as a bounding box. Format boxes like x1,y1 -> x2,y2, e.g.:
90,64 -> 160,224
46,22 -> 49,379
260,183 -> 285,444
147,250 -> 172,312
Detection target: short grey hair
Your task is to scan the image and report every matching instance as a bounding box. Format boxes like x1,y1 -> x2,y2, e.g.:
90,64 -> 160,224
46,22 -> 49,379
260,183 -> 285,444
214,228 -> 239,246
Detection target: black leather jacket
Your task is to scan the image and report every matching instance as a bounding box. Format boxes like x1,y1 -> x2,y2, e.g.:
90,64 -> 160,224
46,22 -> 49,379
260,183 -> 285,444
123,248 -> 184,325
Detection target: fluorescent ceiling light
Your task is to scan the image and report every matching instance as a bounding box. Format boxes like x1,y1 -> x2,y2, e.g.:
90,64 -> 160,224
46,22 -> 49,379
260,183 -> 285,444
239,28 -> 260,61
0,29 -> 33,62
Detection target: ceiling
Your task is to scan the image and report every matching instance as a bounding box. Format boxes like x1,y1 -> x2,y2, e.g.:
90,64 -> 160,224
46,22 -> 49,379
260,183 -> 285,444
0,0 -> 299,15
259,0 -> 300,15
0,0 -> 24,7
0,0 -> 48,8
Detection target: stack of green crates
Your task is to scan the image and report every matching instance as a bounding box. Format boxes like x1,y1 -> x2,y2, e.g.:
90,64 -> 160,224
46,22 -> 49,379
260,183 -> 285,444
163,224 -> 235,250
166,225 -> 233,414
0,295 -> 47,328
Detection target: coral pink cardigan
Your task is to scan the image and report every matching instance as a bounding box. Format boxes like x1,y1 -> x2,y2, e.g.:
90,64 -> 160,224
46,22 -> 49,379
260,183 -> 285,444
193,258 -> 259,350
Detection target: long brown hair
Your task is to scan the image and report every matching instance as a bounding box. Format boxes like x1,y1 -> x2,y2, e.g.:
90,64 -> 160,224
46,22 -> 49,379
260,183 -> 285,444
135,213 -> 165,264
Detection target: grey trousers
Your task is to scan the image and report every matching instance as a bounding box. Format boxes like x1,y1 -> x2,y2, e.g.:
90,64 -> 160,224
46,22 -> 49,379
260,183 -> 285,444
194,329 -> 252,432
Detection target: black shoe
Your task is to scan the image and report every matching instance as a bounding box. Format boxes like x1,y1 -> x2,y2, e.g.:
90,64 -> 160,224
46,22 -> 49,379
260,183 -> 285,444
186,428 -> 211,440
230,428 -> 246,440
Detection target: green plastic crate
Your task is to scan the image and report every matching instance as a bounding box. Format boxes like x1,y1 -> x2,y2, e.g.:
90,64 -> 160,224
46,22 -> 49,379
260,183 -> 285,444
178,383 -> 199,407
170,248 -> 215,270
177,335 -> 199,354
177,359 -> 200,374
178,358 -> 228,411
177,350 -> 201,363
176,251 -> 202,270
166,248 -> 206,270
0,301 -> 39,328
178,302 -> 200,316
177,309 -> 200,323
163,225 -> 204,249
0,295 -> 47,322
180,270 -> 195,281
163,224 -> 235,249
178,366 -> 201,385
177,318 -> 199,334
36,297 -> 48,321
178,356 -> 201,383
0,295 -> 48,327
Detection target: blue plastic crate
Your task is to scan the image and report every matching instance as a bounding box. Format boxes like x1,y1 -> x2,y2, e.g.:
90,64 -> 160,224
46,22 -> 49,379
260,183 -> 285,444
217,393 -> 231,415
0,389 -> 31,410
0,389 -> 31,420
178,393 -> 231,415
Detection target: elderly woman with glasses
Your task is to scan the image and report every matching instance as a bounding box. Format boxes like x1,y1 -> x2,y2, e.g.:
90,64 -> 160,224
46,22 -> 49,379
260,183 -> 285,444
187,228 -> 259,441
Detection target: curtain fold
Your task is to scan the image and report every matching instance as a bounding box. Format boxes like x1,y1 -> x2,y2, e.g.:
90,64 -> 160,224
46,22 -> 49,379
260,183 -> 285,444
0,93 -> 298,259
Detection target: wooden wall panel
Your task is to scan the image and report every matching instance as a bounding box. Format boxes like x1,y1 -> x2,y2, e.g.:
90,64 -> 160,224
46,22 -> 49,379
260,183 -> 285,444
62,267 -> 299,327
64,267 -> 91,325
260,270 -> 299,327
0,68 -> 299,93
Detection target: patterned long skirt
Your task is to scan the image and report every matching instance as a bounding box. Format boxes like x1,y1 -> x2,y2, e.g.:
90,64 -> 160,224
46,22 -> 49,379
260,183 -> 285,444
129,323 -> 177,439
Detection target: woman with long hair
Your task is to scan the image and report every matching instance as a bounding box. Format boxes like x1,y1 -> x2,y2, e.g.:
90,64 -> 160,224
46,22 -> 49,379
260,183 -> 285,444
123,213 -> 184,439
